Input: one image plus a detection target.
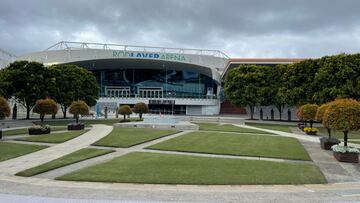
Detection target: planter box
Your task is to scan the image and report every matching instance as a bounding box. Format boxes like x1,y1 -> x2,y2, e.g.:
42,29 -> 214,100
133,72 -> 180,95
333,151 -> 359,163
67,123 -> 85,131
320,138 -> 340,150
305,132 -> 317,136
28,128 -> 51,135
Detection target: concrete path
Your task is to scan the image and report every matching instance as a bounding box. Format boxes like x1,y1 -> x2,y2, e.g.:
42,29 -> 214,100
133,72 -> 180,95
237,124 -> 321,142
300,140 -> 358,183
0,124 -> 113,175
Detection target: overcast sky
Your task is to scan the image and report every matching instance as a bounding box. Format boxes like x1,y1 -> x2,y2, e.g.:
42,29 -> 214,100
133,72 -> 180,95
1,0 -> 360,58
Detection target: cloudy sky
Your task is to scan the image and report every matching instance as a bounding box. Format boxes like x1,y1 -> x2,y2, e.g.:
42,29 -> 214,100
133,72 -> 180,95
1,0 -> 360,58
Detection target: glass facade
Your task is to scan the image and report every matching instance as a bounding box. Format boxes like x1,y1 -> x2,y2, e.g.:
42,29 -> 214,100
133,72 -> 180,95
92,68 -> 218,99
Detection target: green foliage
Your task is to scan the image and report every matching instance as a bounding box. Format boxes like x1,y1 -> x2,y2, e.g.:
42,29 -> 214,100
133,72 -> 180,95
224,65 -> 274,119
323,98 -> 360,146
314,54 -> 360,104
118,105 -> 132,121
32,99 -> 58,122
69,100 -> 89,123
0,97 -> 11,119
0,61 -> 53,118
133,102 -> 149,119
278,59 -> 320,106
49,65 -> 99,118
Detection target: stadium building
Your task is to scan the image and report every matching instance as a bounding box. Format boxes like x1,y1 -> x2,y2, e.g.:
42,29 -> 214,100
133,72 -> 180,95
4,41 -> 302,116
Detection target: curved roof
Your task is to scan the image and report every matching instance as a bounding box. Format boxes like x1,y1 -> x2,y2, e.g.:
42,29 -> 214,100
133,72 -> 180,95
18,41 -> 229,84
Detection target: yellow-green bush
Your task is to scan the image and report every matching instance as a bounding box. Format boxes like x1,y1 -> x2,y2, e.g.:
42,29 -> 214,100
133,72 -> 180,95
297,104 -> 318,128
33,99 -> 58,122
69,100 -> 89,123
0,97 -> 11,119
323,98 -> 360,146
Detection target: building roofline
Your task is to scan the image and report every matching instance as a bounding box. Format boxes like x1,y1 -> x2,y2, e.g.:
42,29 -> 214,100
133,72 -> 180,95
229,58 -> 307,63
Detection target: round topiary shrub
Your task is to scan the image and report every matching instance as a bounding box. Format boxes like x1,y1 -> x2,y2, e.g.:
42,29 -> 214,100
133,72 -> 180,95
323,98 -> 360,147
297,104 -> 318,128
316,102 -> 340,149
133,102 -> 149,120
118,105 -> 132,122
68,100 -> 89,130
0,97 -> 11,120
33,99 -> 58,123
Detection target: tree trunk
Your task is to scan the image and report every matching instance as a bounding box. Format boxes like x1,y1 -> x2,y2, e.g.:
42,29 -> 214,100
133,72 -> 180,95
123,115 -> 126,121
344,131 -> 348,146
249,105 -> 254,120
76,115 -> 79,124
61,105 -> 67,118
139,113 -> 142,119
26,105 -> 31,119
310,120 -> 313,128
327,128 -> 331,138
40,115 -> 44,123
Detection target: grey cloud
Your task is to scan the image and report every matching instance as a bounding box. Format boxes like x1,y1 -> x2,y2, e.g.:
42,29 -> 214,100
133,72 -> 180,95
0,0 -> 360,57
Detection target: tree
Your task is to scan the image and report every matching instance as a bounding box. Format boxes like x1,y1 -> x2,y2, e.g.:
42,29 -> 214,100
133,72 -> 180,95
0,61 -> 52,119
224,65 -> 273,119
69,100 -> 89,124
0,97 -> 11,119
278,59 -> 320,106
49,65 -> 99,118
32,99 -> 58,123
314,53 -> 360,103
316,103 -> 332,137
323,98 -> 360,146
118,105 -> 132,121
133,102 -> 149,119
297,104 -> 318,128
269,64 -> 288,120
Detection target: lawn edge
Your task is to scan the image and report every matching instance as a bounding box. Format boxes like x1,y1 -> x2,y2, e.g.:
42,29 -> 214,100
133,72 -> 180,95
16,148 -> 116,177
92,130 -> 181,148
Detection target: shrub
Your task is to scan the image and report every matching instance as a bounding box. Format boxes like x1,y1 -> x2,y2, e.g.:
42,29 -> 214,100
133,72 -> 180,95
118,105 -> 132,121
28,125 -> 51,135
316,103 -> 332,138
133,102 -> 149,119
33,99 -> 58,123
303,127 -> 318,135
69,100 -> 89,124
331,145 -> 360,154
0,97 -> 11,119
323,98 -> 360,146
297,104 -> 318,128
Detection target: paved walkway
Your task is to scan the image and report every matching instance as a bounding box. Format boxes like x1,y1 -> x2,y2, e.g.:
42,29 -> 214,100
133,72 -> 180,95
0,124 -> 113,175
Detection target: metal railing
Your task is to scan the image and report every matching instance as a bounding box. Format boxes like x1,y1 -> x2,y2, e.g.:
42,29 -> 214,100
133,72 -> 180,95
45,41 -> 229,59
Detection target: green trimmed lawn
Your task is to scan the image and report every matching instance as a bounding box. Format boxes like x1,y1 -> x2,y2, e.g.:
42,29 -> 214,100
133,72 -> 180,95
317,128 -> 360,140
16,148 -> 114,177
57,152 -> 326,185
196,122 -> 273,134
0,142 -> 47,162
245,123 -> 294,133
2,126 -> 68,136
148,131 -> 311,161
15,130 -> 88,143
93,128 -> 177,148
